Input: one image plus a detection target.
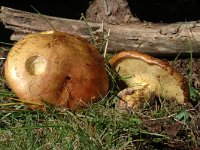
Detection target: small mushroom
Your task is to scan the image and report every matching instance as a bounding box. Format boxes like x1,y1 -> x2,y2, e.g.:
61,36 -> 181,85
5,31 -> 109,110
109,50 -> 189,109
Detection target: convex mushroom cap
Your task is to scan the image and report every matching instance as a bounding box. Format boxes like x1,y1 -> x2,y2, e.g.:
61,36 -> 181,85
109,50 -> 189,109
5,31 -> 109,110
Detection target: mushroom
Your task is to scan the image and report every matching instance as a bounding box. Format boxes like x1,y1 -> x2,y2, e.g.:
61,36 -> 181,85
5,31 -> 109,110
109,50 -> 189,109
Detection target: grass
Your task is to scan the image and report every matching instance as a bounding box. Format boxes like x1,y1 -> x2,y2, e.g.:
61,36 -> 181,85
0,19 -> 200,149
1,104 -> 140,149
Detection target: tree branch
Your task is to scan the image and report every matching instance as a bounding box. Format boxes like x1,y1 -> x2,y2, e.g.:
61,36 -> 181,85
1,6 -> 200,57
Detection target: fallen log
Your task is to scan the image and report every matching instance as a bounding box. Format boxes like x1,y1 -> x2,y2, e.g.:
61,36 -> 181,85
1,6 -> 200,57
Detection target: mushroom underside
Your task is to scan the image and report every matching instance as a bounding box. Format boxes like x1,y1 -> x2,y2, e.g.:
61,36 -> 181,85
110,51 -> 189,109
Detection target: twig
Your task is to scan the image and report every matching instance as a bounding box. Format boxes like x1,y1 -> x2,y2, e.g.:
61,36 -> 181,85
103,29 -> 110,58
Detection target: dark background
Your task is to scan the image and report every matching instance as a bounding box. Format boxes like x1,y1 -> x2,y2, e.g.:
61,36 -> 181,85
0,0 -> 90,42
128,0 -> 200,22
1,0 -> 200,22
0,0 -> 90,19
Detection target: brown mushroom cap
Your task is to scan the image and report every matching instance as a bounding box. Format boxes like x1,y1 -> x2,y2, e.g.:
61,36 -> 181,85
110,50 -> 189,108
5,31 -> 109,110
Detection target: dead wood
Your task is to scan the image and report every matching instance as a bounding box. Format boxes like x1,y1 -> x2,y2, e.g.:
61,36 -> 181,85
86,0 -> 139,24
1,6 -> 200,57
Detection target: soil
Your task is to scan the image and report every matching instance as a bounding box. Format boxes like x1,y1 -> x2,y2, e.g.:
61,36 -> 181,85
171,58 -> 200,91
137,99 -> 200,149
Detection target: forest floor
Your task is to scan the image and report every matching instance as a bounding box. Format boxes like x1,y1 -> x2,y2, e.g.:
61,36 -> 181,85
0,45 -> 200,149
